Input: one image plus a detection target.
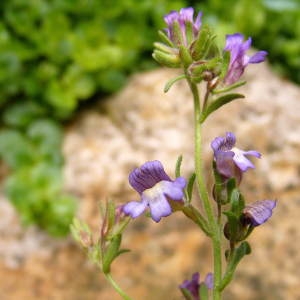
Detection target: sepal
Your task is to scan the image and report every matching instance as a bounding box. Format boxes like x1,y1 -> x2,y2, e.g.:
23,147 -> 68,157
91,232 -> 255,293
152,50 -> 181,68
158,30 -> 174,47
70,218 -> 93,248
199,283 -> 209,300
220,241 -> 251,291
175,154 -> 183,178
102,234 -> 122,274
164,74 -> 186,93
190,24 -> 216,61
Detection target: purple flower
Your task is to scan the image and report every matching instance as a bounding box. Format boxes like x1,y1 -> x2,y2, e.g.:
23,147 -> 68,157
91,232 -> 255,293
123,160 -> 186,222
224,33 -> 268,85
180,272 -> 213,300
243,200 -> 277,226
164,7 -> 202,46
211,132 -> 261,180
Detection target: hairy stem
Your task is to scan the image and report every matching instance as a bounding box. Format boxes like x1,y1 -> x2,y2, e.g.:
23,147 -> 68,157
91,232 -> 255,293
105,273 -> 133,300
187,77 -> 223,300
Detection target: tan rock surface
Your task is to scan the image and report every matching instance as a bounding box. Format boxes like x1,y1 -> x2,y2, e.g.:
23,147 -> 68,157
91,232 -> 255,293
0,62 -> 299,299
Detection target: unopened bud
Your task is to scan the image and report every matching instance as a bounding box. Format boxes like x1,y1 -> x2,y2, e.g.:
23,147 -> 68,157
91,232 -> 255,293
152,50 -> 181,68
79,230 -> 93,248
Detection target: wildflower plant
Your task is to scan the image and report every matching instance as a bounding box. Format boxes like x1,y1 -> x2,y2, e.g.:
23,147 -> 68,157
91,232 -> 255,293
71,7 -> 276,300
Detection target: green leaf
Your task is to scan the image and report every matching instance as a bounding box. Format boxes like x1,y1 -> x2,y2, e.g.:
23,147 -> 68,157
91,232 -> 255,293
186,173 -> 196,203
223,211 -> 240,241
226,178 -> 237,198
0,130 -> 34,169
164,74 -> 186,93
200,93 -> 245,123
3,102 -> 46,128
180,288 -> 194,300
220,241 -> 251,291
212,81 -> 246,94
230,189 -> 245,215
199,283 -> 209,300
102,234 -> 122,274
175,154 -> 183,178
106,200 -> 116,234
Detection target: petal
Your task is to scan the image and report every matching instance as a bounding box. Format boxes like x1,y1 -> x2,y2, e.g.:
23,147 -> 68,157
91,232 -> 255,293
179,7 -> 194,22
129,160 -> 171,194
142,160 -> 171,182
164,11 -> 179,26
211,132 -> 236,152
161,177 -> 186,201
243,200 -> 276,226
224,33 -> 244,51
123,199 -> 148,219
242,37 -> 252,52
204,273 -> 214,289
215,150 -> 235,178
211,136 -> 225,152
194,11 -> 202,31
232,148 -> 256,171
146,193 -> 172,222
244,150 -> 262,158
249,51 -> 268,63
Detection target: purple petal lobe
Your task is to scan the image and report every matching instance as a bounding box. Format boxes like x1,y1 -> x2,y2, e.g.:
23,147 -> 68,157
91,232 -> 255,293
224,33 -> 245,51
215,150 -> 235,178
232,148 -> 256,171
243,200 -> 277,226
129,160 -> 171,194
123,199 -> 148,219
194,11 -> 202,31
163,177 -> 186,201
145,193 -> 172,222
179,7 -> 194,22
164,11 -> 179,26
243,150 -> 262,158
211,132 -> 236,152
249,51 -> 268,63
204,273 -> 214,289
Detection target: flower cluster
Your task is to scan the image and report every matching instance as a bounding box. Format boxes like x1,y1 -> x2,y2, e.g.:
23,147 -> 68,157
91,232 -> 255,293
154,7 -> 268,88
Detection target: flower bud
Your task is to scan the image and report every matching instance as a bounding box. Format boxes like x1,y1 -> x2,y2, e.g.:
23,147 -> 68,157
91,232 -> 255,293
152,49 -> 181,68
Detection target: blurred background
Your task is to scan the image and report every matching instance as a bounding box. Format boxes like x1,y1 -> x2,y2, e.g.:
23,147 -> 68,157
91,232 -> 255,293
0,0 -> 299,299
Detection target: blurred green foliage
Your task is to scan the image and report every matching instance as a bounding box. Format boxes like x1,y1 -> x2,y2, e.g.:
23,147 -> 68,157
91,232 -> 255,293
0,119 -> 76,236
193,0 -> 300,83
0,0 -> 185,236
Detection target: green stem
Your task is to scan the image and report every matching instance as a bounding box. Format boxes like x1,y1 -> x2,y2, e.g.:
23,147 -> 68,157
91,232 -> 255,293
105,273 -> 133,300
187,77 -> 223,300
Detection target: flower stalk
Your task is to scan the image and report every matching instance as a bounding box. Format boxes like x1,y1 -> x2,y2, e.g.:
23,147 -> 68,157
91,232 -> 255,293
186,76 -> 223,299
